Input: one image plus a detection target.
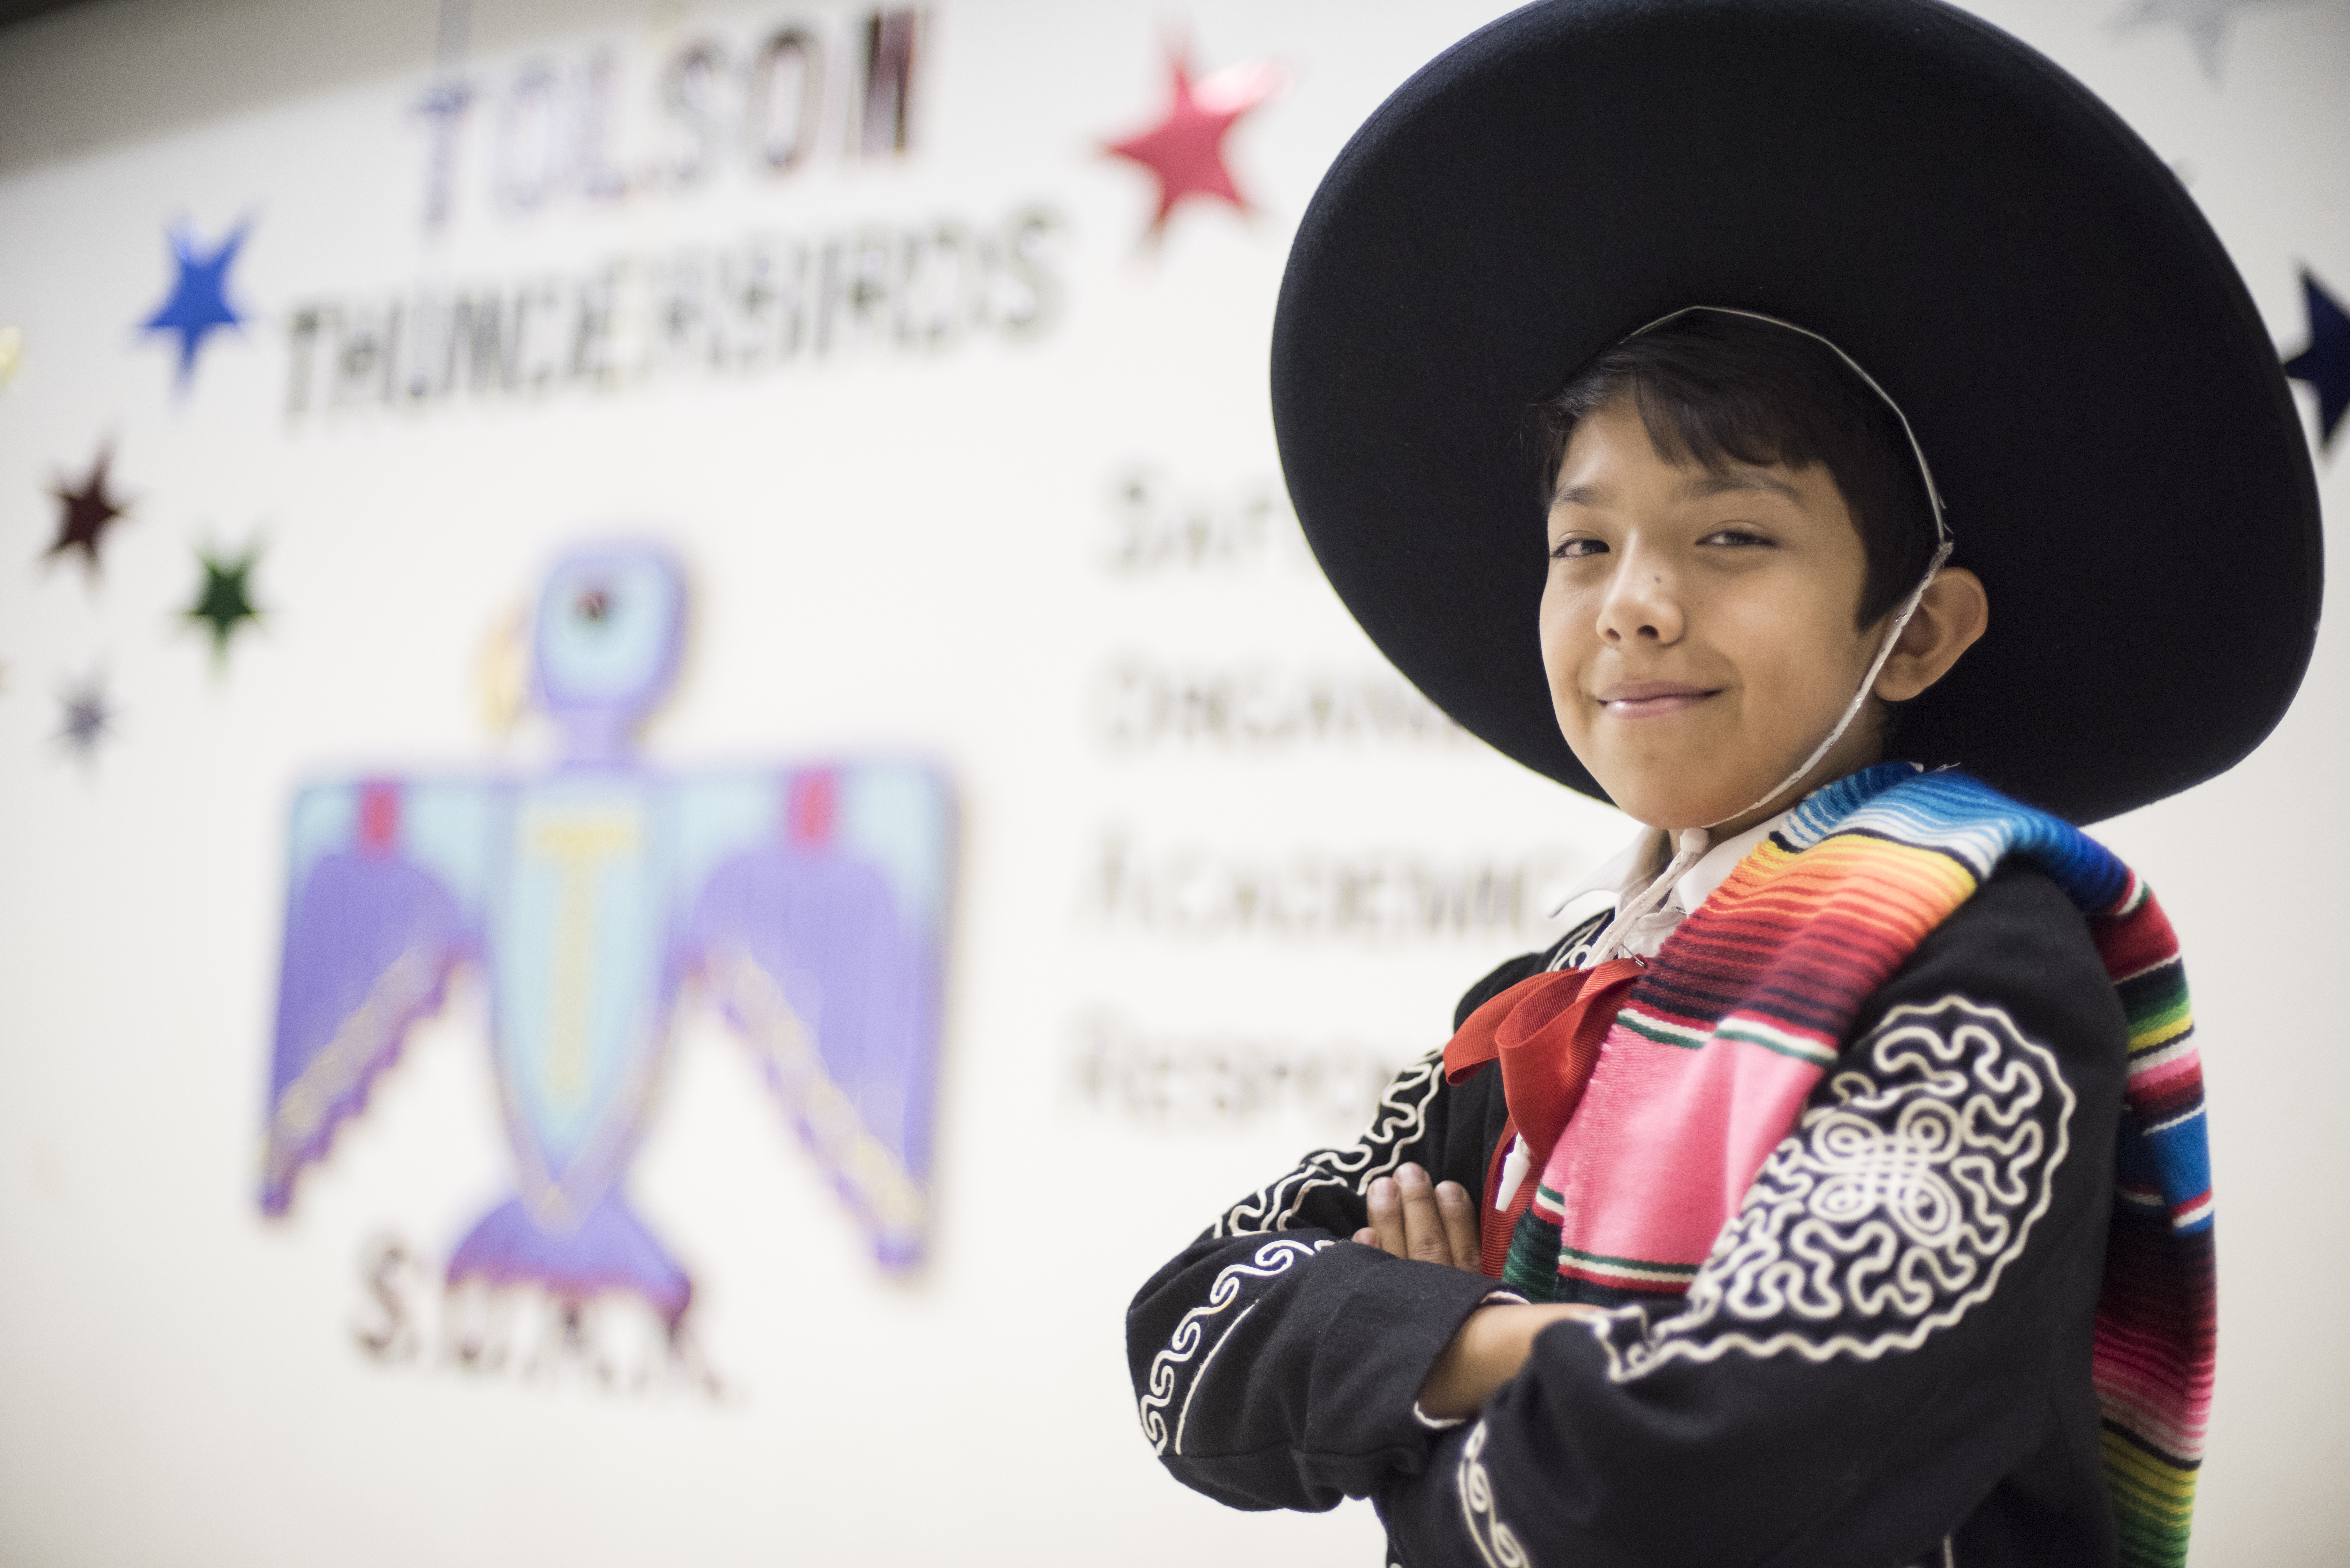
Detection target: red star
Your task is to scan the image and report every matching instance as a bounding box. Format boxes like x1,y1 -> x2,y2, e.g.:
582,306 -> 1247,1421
1104,47 -> 1285,238
45,444 -> 131,579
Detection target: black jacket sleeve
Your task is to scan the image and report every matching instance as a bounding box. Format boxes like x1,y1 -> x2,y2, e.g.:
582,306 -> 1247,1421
1123,940 -> 1569,1513
1375,866 -> 2127,1568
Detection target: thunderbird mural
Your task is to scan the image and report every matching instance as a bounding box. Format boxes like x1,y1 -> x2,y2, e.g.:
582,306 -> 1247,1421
259,542 -> 953,1319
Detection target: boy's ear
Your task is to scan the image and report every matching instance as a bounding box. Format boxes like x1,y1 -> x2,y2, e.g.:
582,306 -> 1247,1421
1873,568 -> 1989,704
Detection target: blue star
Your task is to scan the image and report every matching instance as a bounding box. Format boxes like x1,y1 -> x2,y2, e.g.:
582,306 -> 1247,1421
2284,270 -> 2350,455
140,219 -> 250,390
56,668 -> 115,761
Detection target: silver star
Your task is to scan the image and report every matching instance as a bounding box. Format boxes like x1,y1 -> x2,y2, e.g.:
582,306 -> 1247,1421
56,670 -> 114,758
2110,0 -> 2308,80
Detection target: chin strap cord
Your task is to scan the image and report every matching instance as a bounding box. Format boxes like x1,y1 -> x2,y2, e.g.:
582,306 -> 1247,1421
1589,826 -> 1710,963
1588,539 -> 1954,966
1714,538 -> 1957,827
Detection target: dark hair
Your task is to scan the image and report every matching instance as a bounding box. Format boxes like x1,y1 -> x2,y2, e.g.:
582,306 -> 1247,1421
1535,312 -> 1940,628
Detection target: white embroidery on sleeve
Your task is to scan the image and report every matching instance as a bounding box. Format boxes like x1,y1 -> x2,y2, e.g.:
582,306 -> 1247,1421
1138,1238 -> 1332,1455
1212,1051 -> 1444,1236
1457,1418 -> 1531,1568
1599,994 -> 2075,1382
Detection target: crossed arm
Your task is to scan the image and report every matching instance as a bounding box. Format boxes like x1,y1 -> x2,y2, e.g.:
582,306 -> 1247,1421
1356,1163 -> 1600,1420
1134,871 -> 2129,1563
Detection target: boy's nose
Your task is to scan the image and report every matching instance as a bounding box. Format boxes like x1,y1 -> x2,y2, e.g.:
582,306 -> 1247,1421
1596,564 -> 1684,645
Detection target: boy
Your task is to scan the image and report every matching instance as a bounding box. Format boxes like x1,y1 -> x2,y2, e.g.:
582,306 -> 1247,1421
1126,3 -> 2320,1565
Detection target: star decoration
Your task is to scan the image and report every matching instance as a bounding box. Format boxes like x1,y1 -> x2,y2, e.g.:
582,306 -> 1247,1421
140,218 -> 250,390
2284,269 -> 2350,454
56,670 -> 115,758
2108,0 -> 2306,81
186,542 -> 264,665
1103,46 -> 1285,239
44,445 -> 132,579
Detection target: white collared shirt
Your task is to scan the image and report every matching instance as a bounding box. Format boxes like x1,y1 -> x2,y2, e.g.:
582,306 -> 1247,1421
1548,807 -> 1795,962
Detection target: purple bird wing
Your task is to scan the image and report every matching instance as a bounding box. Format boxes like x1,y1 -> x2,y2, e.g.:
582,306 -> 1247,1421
262,781 -> 481,1214
692,833 -> 942,1267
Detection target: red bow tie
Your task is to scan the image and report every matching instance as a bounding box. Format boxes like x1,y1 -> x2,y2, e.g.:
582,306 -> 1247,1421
1442,958 -> 1645,1173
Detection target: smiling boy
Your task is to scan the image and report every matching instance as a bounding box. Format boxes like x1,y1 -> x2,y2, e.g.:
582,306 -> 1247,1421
1124,3 -> 2320,1566
1410,309 -> 1995,1426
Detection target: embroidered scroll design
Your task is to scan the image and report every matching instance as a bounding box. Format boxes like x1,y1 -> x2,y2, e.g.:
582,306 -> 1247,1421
1457,1418 -> 1531,1568
1544,907 -> 1614,973
1601,994 -> 2075,1381
1211,1051 -> 1444,1236
1138,1238 -> 1331,1455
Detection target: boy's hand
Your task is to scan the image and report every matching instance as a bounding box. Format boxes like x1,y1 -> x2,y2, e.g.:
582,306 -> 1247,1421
1416,1302 -> 1605,1420
1352,1162 -> 1482,1272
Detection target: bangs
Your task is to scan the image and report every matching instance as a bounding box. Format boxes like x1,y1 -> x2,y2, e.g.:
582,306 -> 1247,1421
1536,313 -> 1940,627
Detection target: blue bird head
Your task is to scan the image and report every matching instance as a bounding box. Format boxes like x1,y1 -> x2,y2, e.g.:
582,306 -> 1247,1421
532,542 -> 686,764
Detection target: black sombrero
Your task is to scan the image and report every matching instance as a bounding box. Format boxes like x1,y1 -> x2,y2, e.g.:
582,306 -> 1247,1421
1271,0 -> 2322,824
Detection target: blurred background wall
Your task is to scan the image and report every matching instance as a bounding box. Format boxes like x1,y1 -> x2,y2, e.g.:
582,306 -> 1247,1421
0,0 -> 2343,1562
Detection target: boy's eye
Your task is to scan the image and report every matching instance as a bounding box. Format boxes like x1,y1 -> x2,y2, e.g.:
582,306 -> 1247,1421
1700,527 -> 1775,548
1550,536 -> 1608,560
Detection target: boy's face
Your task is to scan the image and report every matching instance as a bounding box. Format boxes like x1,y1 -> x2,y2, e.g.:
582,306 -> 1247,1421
1539,399 -> 1885,833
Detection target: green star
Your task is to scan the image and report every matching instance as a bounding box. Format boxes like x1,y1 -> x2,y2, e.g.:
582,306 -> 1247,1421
187,542 -> 263,664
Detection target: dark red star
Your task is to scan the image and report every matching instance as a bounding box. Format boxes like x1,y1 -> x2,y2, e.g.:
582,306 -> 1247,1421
1103,47 -> 1284,238
45,445 -> 131,578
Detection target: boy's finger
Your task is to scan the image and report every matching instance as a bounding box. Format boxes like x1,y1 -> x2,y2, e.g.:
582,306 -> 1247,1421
1396,1164 -> 1452,1264
1353,1227 -> 1378,1248
1367,1176 -> 1408,1257
1435,1180 -> 1481,1272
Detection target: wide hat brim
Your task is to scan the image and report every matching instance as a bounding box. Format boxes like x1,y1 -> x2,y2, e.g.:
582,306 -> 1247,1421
1271,0 -> 2322,824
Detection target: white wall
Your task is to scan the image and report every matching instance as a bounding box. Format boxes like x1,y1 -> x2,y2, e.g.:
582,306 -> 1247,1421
0,1 -> 2342,1563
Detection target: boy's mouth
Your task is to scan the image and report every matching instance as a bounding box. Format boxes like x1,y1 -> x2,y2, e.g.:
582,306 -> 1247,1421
1593,681 -> 1718,718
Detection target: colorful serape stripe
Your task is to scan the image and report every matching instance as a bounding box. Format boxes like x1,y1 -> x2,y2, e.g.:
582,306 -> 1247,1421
1502,764 -> 2213,1568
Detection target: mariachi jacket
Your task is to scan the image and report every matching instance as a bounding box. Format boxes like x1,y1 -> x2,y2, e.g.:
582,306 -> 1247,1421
1126,864 -> 2126,1568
